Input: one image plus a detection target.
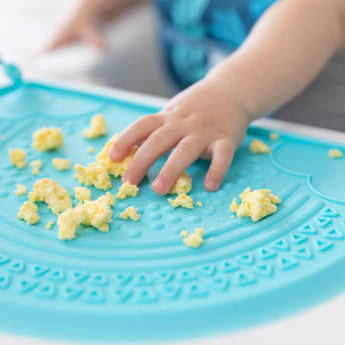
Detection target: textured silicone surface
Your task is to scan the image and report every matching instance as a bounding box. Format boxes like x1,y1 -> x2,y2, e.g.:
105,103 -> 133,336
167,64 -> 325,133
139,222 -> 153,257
0,81 -> 345,343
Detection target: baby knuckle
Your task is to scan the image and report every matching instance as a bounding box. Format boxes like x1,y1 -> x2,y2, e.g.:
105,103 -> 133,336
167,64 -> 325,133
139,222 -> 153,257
179,140 -> 195,154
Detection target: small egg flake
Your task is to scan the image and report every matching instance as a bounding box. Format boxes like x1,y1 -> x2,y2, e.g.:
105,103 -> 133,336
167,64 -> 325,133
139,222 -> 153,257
45,221 -> 54,230
182,228 -> 205,248
119,206 -> 140,222
8,149 -> 26,169
17,201 -> 39,225
329,148 -> 343,159
30,160 -> 42,175
73,186 -> 92,202
74,163 -> 111,190
249,139 -> 270,154
116,182 -> 139,200
96,134 -> 138,178
57,192 -> 115,240
230,187 -> 281,222
29,178 -> 72,215
169,172 -> 192,195
52,158 -> 71,171
196,201 -> 203,207
269,132 -> 279,140
168,193 -> 194,209
83,114 -> 107,139
180,230 -> 189,237
32,127 -> 64,151
15,184 -> 27,196
87,146 -> 95,153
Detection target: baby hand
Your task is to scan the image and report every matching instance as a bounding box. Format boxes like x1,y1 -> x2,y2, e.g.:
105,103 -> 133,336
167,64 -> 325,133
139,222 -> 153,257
109,76 -> 250,194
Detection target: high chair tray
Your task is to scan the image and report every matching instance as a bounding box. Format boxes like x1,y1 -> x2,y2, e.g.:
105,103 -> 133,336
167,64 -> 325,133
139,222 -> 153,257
0,79 -> 344,343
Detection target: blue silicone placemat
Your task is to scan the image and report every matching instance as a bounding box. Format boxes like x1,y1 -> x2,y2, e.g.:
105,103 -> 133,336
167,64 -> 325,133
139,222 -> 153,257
0,77 -> 345,343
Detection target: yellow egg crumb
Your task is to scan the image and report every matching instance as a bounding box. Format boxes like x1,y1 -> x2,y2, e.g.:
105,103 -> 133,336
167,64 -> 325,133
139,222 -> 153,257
45,221 -> 54,230
269,132 -> 280,140
8,149 -> 26,169
119,206 -> 140,221
249,139 -> 270,154
196,201 -> 203,207
329,148 -> 343,158
180,230 -> 189,237
87,146 -> 95,153
57,192 -> 115,240
182,228 -> 205,248
169,172 -> 192,195
230,187 -> 281,222
96,134 -> 137,178
29,178 -> 72,215
17,201 -> 39,225
14,184 -> 27,196
74,163 -> 111,190
73,186 -> 92,202
168,193 -> 194,209
32,127 -> 64,151
30,160 -> 42,175
83,114 -> 107,139
115,181 -> 139,200
52,158 -> 71,171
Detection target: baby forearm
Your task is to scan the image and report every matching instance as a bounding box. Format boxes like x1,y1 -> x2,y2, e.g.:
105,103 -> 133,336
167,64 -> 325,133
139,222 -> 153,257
208,0 -> 345,120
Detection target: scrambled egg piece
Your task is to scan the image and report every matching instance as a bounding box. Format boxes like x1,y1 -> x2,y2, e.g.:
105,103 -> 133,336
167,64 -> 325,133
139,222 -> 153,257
29,178 -> 72,215
329,148 -> 343,158
196,201 -> 203,207
30,160 -> 42,175
87,146 -> 95,153
181,228 -> 204,248
168,193 -> 194,209
169,172 -> 192,195
32,127 -> 64,151
57,192 -> 115,240
73,186 -> 91,202
115,182 -> 139,200
83,114 -> 107,139
96,134 -> 137,178
17,202 -> 39,225
249,139 -> 270,154
74,163 -> 111,190
9,149 -> 26,169
119,206 -> 140,221
230,187 -> 281,222
269,132 -> 280,140
52,158 -> 71,170
15,184 -> 27,196
45,221 -> 54,230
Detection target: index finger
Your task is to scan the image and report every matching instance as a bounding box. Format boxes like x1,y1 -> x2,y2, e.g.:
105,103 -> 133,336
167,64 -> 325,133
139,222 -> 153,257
109,114 -> 163,161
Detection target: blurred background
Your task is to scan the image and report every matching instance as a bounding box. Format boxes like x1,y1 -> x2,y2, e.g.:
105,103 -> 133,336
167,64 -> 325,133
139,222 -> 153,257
0,0 -> 176,97
0,0 -> 344,131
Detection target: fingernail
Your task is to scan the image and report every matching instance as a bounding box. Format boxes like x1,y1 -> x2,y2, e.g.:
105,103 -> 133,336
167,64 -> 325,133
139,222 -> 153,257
109,148 -> 120,161
152,178 -> 166,194
122,172 -> 133,184
206,179 -> 219,191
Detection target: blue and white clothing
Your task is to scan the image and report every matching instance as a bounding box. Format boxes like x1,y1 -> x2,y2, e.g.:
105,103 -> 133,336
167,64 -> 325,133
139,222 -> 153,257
155,0 -> 278,89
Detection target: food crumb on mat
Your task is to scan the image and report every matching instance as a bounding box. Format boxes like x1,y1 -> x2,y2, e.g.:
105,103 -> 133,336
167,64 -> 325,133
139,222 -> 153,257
249,139 -> 270,154
15,184 -> 27,196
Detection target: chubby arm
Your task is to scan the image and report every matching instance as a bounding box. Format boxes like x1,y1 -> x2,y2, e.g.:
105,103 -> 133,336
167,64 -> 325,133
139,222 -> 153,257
209,0 -> 345,118
110,0 -> 345,194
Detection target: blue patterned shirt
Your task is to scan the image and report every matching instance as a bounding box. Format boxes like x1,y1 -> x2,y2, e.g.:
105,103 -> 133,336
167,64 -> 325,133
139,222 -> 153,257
155,0 -> 278,89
